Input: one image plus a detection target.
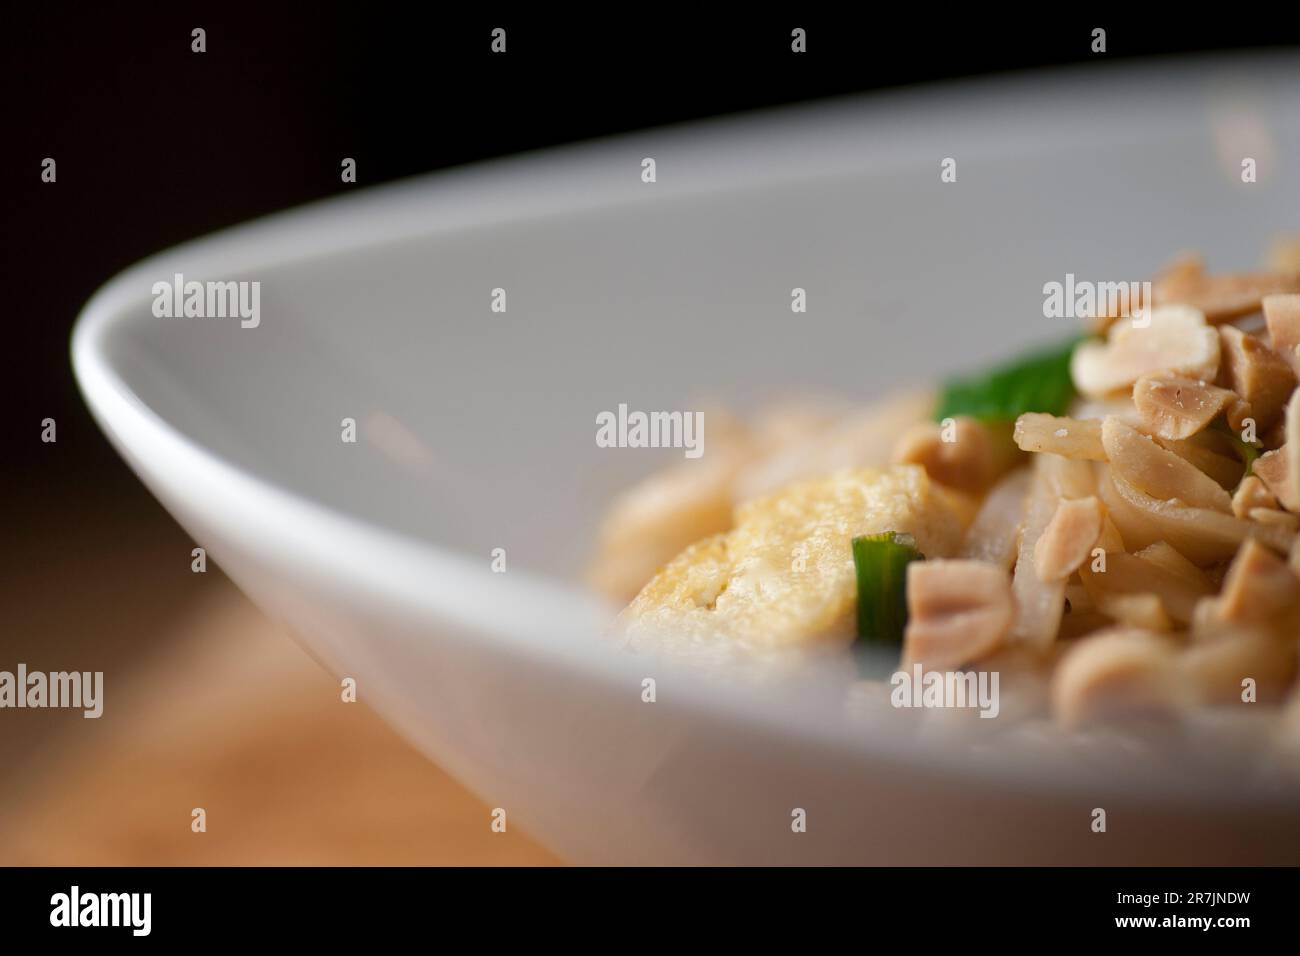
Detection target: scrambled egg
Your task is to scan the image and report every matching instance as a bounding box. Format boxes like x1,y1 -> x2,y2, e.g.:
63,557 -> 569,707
618,465 -> 970,652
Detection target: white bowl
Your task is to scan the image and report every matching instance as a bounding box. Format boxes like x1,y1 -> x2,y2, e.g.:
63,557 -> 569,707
74,53 -> 1300,864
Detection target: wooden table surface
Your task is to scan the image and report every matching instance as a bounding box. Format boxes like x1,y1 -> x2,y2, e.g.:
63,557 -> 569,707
0,474 -> 560,866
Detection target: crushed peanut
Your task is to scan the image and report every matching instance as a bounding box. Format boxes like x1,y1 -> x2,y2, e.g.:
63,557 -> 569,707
891,416 -> 1021,493
902,560 -> 1013,670
1181,630 -> 1297,705
1034,496 -> 1103,582
1215,539 -> 1300,624
1218,325 -> 1296,430
1255,448 -> 1300,514
1071,306 -> 1219,399
1231,475 -> 1278,519
1013,413 -> 1105,460
1051,629 -> 1188,729
1132,373 -> 1237,441
1264,294 -> 1300,378
1156,270 -> 1300,325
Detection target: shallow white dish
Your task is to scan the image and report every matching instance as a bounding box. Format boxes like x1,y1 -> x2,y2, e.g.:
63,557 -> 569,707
75,53 -> 1300,864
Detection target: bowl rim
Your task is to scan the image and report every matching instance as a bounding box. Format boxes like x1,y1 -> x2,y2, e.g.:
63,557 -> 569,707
71,50 -> 1300,808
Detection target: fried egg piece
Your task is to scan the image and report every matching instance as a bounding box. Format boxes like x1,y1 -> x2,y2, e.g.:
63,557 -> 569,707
618,465 -> 971,652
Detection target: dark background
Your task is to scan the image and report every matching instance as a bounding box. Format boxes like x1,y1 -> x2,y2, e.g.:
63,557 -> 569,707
3,7 -> 1299,525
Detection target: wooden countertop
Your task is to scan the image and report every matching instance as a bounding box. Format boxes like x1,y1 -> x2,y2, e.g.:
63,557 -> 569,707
0,476 -> 559,865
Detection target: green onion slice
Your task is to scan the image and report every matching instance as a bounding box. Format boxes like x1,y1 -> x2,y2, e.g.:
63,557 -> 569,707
933,334 -> 1087,423
852,532 -> 924,644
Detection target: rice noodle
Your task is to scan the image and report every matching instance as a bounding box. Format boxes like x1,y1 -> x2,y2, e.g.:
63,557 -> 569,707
960,467 -> 1031,567
1010,461 -> 1070,648
1099,470 -> 1293,564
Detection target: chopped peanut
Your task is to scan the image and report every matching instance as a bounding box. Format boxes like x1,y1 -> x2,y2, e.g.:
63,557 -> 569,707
1217,539 -> 1300,625
1181,630 -> 1298,705
1013,413 -> 1105,460
1224,396 -> 1255,434
903,559 -> 1013,670
1051,629 -> 1188,729
1034,496 -> 1103,581
1132,373 -> 1237,440
1255,448 -> 1300,513
1101,417 -> 1233,514
894,416 -> 1024,494
892,416 -> 1021,493
1218,325 -> 1296,431
1071,306 -> 1220,399
1156,270 -> 1300,325
1264,294 -> 1300,378
1232,475 -> 1279,518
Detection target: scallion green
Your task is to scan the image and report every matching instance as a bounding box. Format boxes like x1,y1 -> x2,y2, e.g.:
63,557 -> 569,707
933,334 -> 1087,423
852,532 -> 924,645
